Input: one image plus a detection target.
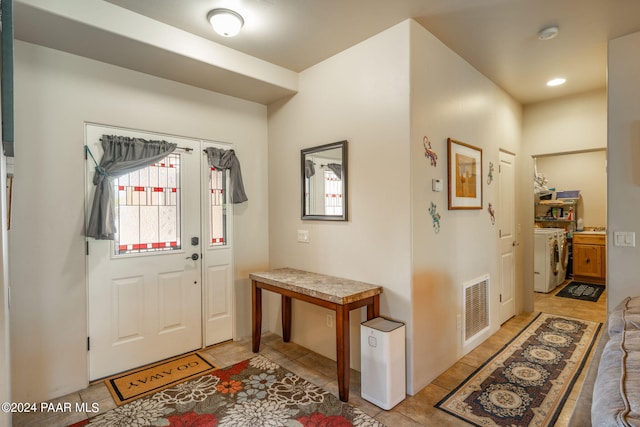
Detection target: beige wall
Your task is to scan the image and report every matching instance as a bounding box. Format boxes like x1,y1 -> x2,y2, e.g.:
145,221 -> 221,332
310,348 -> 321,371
409,21 -> 523,391
267,20 -> 413,385
607,31 -> 640,310
524,90 -> 607,155
535,151 -> 607,228
11,41 -> 270,402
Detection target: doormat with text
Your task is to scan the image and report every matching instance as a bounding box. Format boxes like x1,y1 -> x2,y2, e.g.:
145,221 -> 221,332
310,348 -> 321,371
555,281 -> 605,302
105,353 -> 216,405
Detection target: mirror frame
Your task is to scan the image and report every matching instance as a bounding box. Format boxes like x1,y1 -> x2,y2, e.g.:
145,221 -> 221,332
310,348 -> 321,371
301,140 -> 348,221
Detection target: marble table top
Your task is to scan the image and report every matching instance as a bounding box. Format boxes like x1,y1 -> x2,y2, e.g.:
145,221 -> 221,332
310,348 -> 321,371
249,268 -> 383,305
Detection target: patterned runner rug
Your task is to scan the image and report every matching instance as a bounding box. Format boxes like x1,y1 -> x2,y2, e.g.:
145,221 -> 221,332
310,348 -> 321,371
436,313 -> 601,427
70,355 -> 385,426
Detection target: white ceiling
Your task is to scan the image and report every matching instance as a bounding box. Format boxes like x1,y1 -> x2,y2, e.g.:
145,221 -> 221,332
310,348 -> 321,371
15,0 -> 640,105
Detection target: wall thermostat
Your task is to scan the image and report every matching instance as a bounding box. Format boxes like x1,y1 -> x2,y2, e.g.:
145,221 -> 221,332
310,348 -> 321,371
432,179 -> 443,192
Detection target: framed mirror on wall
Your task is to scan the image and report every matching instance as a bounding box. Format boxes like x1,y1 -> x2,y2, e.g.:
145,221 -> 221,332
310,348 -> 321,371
301,140 -> 348,221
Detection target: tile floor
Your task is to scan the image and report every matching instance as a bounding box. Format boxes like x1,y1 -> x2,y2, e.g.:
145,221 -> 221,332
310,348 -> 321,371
13,283 -> 607,427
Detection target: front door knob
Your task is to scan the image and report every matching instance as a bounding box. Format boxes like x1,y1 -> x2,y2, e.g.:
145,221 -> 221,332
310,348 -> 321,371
186,253 -> 199,261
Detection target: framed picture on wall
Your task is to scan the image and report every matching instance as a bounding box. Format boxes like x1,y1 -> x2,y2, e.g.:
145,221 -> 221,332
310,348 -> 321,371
447,138 -> 483,210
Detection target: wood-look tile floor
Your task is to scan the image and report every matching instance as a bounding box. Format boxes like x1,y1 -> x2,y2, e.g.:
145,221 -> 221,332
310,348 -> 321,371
13,281 -> 606,427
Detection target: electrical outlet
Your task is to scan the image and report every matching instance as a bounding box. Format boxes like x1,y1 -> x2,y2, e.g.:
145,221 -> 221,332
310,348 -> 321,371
456,314 -> 462,330
326,314 -> 334,328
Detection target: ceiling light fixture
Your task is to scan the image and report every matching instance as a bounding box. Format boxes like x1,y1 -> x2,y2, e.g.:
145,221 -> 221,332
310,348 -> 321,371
547,78 -> 566,87
537,25 -> 559,41
207,8 -> 244,37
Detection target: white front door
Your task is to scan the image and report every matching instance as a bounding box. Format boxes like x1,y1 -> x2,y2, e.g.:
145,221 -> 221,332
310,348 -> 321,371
85,125 -> 234,380
498,151 -> 516,324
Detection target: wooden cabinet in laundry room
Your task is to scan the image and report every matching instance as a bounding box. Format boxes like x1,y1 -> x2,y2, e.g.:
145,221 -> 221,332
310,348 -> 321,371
572,232 -> 606,283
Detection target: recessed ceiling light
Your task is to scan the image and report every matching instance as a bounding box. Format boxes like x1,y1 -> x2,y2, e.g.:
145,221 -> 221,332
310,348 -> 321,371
537,25 -> 559,41
207,8 -> 244,37
547,78 -> 567,87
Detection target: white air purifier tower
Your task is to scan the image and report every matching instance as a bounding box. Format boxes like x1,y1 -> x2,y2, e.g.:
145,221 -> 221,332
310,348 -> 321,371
360,317 -> 406,410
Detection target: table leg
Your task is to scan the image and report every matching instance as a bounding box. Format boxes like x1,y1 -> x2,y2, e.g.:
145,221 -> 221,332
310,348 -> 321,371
282,295 -> 292,342
252,280 -> 262,353
335,304 -> 350,402
367,295 -> 380,320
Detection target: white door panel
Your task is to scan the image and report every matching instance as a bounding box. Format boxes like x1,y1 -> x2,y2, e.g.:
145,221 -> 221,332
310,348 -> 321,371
498,151 -> 516,324
158,270 -> 193,333
111,275 -> 144,344
204,264 -> 233,345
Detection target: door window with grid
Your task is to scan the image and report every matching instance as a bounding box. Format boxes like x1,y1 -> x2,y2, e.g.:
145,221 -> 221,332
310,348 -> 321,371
113,154 -> 181,255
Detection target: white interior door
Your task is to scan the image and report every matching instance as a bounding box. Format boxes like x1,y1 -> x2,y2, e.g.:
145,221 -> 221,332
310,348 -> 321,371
86,125 -> 234,380
498,151 -> 516,324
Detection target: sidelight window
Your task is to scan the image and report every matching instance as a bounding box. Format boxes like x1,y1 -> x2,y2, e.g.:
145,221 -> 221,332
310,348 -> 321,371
209,167 -> 227,247
323,169 -> 343,215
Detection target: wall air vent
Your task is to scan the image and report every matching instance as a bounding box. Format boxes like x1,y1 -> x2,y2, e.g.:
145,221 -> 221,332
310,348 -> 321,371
463,275 -> 490,344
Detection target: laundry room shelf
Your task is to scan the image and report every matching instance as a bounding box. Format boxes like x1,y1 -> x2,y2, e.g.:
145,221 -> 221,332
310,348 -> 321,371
534,199 -> 578,234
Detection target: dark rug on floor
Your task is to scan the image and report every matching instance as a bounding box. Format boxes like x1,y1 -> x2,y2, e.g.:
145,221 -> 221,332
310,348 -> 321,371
435,313 -> 602,427
555,281 -> 605,302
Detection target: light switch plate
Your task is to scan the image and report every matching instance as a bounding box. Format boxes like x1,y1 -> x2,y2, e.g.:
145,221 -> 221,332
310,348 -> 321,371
297,230 -> 310,243
614,231 -> 635,247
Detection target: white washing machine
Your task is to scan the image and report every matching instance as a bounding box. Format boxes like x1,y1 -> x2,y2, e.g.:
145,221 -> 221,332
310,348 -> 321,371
534,228 -> 561,293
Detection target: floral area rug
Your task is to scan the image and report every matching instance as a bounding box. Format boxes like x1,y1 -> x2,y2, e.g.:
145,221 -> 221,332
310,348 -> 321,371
69,355 -> 385,427
436,313 -> 601,427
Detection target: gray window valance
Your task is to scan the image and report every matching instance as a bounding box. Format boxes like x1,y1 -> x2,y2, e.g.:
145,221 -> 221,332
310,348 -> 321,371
327,163 -> 342,180
86,135 -> 177,240
303,160 -> 341,180
204,147 -> 248,204
305,159 -> 315,178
